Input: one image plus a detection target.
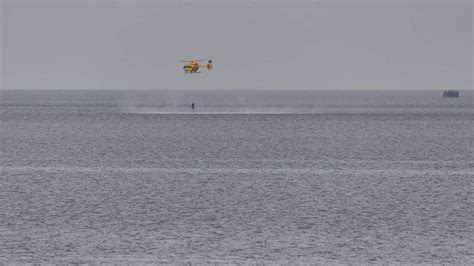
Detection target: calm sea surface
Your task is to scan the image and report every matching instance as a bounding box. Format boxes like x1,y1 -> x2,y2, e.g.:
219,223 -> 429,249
1,90 -> 473,263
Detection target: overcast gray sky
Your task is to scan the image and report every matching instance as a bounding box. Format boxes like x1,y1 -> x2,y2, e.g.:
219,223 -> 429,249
1,0 -> 472,90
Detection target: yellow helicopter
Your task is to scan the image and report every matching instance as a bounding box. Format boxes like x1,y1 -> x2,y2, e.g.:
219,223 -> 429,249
180,59 -> 213,73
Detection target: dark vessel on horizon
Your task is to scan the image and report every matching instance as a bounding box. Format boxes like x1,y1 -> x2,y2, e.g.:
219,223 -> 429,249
443,90 -> 459,98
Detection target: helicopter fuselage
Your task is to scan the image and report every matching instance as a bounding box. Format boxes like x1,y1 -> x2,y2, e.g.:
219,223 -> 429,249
183,62 -> 200,73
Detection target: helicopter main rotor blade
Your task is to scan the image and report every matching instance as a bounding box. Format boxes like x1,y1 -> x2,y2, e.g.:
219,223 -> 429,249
178,59 -> 207,62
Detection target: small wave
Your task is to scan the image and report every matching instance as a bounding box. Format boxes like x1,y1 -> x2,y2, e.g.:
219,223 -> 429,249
3,165 -> 472,176
122,106 -> 473,115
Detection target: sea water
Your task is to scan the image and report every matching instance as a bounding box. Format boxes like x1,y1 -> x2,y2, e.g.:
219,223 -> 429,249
1,90 -> 473,263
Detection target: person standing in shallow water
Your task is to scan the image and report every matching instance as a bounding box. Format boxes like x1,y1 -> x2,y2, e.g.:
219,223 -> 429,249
191,102 -> 195,110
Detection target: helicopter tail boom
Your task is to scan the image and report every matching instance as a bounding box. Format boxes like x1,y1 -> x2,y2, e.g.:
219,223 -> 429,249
198,60 -> 213,70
